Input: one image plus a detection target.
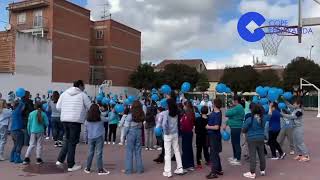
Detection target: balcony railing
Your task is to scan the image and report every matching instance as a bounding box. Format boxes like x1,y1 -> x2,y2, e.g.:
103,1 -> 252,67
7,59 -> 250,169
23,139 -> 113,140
7,0 -> 49,12
16,16 -> 49,32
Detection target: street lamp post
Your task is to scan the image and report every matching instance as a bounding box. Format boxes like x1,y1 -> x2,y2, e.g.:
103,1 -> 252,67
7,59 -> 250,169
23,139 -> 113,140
309,45 -> 314,60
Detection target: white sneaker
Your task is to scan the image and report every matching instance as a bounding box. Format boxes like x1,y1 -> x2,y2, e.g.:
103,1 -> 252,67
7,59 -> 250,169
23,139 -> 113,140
98,169 -> 110,175
118,142 -> 123,146
230,160 -> 241,166
68,165 -> 82,172
112,142 -> 115,145
104,141 -> 107,145
243,172 -> 256,179
271,157 -> 279,160
0,155 -> 5,161
84,168 -> 91,174
174,168 -> 186,175
157,147 -> 162,151
145,148 -> 149,151
163,171 -> 172,178
228,157 -> 236,162
56,161 -> 63,166
108,142 -> 111,145
289,151 -> 295,155
260,171 -> 266,176
45,137 -> 50,140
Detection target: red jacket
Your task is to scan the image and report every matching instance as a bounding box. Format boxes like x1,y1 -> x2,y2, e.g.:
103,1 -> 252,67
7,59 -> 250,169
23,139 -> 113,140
180,112 -> 195,133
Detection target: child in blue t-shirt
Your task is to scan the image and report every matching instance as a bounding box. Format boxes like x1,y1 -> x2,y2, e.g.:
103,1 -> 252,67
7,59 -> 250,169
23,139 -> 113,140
206,99 -> 223,179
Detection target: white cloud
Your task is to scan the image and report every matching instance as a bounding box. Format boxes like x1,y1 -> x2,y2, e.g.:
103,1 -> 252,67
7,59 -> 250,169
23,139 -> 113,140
85,0 -> 320,68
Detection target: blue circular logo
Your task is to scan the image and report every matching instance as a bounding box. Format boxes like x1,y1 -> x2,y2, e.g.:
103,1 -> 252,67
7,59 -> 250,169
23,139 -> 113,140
237,12 -> 266,42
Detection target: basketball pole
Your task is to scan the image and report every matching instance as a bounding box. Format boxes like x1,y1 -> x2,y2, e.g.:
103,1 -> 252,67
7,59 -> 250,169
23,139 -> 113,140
298,0 -> 302,43
300,78 -> 320,118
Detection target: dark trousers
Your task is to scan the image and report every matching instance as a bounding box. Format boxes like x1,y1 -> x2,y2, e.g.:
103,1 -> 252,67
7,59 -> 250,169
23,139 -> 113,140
248,140 -> 266,173
181,132 -> 194,169
231,128 -> 242,160
268,131 -> 283,157
11,130 -> 24,155
23,129 -> 30,146
209,134 -> 222,173
52,117 -> 64,141
57,122 -> 81,168
141,125 -> 145,146
108,124 -> 117,143
104,122 -> 109,142
196,134 -> 209,165
157,136 -> 164,159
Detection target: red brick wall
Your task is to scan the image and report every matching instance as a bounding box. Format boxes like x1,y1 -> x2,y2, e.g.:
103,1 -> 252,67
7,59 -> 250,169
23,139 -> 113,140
52,0 -> 91,83
0,31 -> 15,73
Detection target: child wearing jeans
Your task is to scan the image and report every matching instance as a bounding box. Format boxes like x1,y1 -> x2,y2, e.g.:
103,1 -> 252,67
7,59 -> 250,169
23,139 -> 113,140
84,104 -> 110,175
281,98 -> 310,162
0,100 -> 12,161
10,100 -> 25,164
118,107 -> 130,145
108,105 -> 119,145
23,103 -> 49,165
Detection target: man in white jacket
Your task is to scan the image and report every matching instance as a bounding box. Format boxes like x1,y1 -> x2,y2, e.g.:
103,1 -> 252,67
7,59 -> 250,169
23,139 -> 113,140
55,80 -> 91,172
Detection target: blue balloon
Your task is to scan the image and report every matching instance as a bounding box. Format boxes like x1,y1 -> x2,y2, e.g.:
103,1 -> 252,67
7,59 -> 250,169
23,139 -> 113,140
110,99 -> 116,105
264,86 -> 270,92
16,88 -> 26,98
102,97 -> 110,105
263,104 -> 269,113
252,96 -> 259,104
128,96 -> 136,103
256,86 -> 267,97
267,89 -> 279,102
96,95 -> 104,102
154,127 -> 163,136
161,84 -> 172,94
181,82 -> 191,93
42,103 -> 48,111
115,104 -> 124,113
278,102 -> 287,110
277,88 -> 284,96
151,94 -> 159,101
259,98 -> 269,105
160,98 -> 168,109
113,94 -> 118,100
221,130 -> 231,141
283,92 -> 293,100
48,90 -> 53,94
216,83 -> 227,93
124,99 -> 131,105
225,87 -> 232,94
195,112 -> 201,118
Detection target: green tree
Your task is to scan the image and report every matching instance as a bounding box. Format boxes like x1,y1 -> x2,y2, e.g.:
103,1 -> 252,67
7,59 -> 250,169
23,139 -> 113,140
258,69 -> 282,87
196,72 -> 210,92
160,64 -> 199,90
129,63 -> 159,90
220,65 -> 260,93
283,57 -> 320,90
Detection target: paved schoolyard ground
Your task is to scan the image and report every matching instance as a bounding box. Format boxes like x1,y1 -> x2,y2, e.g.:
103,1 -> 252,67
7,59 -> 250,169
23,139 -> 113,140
0,111 -> 319,180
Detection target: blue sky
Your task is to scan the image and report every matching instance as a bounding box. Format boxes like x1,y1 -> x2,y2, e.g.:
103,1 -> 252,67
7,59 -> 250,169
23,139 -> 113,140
1,0 -> 319,68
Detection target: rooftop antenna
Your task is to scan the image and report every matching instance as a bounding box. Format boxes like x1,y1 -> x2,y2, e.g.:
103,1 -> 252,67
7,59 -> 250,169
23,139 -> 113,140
100,0 -> 111,20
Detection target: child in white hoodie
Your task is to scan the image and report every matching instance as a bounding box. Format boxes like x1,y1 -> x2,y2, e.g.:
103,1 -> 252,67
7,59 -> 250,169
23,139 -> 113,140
0,100 -> 12,161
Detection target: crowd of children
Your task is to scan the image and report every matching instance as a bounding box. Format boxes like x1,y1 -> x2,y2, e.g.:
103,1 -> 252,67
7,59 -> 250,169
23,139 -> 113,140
0,83 -> 311,179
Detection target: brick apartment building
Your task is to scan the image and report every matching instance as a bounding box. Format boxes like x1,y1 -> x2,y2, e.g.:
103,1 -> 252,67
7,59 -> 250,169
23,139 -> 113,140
0,0 -> 141,87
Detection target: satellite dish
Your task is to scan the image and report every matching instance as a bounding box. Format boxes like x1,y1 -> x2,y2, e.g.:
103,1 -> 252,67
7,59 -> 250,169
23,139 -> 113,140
5,24 -> 12,31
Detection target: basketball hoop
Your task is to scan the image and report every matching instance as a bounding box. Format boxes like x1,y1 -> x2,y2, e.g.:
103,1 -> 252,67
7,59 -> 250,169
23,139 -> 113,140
259,25 -> 300,56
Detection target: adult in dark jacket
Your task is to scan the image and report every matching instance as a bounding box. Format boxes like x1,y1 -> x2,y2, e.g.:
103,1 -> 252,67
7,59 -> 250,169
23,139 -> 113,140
22,91 -> 34,146
145,102 -> 157,150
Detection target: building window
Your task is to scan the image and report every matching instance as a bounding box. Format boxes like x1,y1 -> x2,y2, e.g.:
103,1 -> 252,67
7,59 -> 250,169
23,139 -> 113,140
96,30 -> 104,39
17,13 -> 26,24
95,50 -> 103,61
33,10 -> 43,27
